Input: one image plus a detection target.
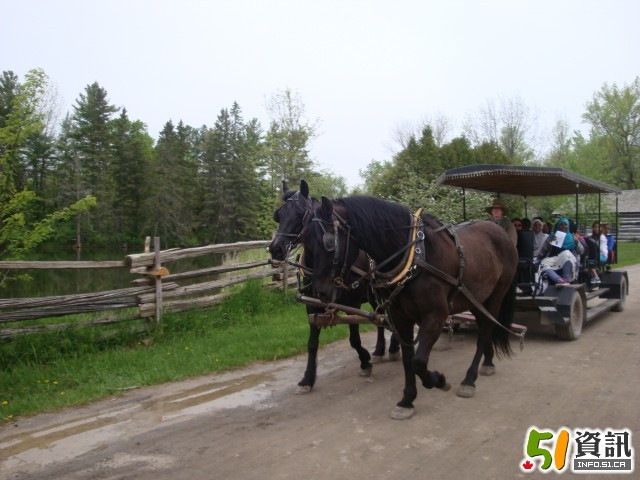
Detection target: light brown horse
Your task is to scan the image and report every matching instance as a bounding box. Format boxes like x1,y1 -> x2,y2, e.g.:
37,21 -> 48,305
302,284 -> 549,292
303,195 -> 518,419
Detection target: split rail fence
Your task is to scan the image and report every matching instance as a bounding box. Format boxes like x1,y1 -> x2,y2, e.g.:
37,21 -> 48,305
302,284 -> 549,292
0,238 -> 296,341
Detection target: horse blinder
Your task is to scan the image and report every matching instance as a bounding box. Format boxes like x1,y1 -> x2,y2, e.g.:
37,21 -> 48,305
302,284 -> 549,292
322,232 -> 336,252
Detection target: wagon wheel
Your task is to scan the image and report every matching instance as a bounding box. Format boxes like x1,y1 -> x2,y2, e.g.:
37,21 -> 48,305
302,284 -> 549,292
555,290 -> 585,341
611,276 -> 627,312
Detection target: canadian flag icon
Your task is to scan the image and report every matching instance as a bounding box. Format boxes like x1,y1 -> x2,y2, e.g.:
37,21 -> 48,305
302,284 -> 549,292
522,459 -> 534,470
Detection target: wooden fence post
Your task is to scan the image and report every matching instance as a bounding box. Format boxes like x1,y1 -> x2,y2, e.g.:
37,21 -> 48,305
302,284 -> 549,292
154,237 -> 162,324
283,259 -> 289,295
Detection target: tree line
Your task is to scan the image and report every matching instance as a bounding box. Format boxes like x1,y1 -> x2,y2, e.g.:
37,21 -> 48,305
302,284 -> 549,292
360,78 -> 640,223
0,69 -> 348,264
1,68 -> 638,271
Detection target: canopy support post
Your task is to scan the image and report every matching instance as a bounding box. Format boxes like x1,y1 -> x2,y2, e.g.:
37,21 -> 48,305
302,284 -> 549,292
462,188 -> 467,222
575,184 -> 579,229
598,193 -> 602,224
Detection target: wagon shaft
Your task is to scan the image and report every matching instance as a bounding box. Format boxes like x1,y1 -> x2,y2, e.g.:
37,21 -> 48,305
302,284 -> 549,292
308,313 -> 373,327
296,294 -> 387,326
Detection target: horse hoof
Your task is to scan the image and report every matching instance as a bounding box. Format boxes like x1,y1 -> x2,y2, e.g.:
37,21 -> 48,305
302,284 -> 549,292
359,366 -> 373,377
370,355 -> 383,364
479,365 -> 496,376
440,381 -> 452,392
295,385 -> 312,395
456,385 -> 476,398
390,406 -> 415,420
388,351 -> 401,362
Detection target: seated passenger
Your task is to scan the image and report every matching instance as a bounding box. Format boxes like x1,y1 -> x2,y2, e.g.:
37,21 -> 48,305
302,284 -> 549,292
602,223 -> 616,263
512,217 -> 523,232
537,217 -> 584,285
586,221 -> 608,284
515,218 -> 535,293
517,225 -> 534,260
531,218 -> 548,258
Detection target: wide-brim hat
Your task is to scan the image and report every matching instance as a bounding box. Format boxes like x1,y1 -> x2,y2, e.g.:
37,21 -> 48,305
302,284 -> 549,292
485,198 -> 508,215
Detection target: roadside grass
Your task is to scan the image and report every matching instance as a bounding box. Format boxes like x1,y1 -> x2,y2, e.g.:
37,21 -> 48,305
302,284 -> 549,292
616,242 -> 640,268
0,280 -> 373,422
1,243 -> 636,423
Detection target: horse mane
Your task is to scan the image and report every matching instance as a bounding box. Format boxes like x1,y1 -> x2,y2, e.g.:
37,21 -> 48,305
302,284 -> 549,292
338,196 -> 412,261
282,189 -> 297,201
282,188 -> 319,208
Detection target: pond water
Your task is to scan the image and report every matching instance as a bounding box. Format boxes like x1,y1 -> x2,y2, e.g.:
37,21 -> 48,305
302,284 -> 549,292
2,246 -> 229,299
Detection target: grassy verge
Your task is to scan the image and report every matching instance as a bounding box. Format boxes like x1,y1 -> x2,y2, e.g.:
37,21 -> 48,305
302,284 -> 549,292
2,243 -> 636,423
616,242 -> 640,268
0,281 -> 373,422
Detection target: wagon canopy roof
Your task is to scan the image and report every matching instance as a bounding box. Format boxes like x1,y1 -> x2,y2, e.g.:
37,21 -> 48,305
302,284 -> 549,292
435,164 -> 621,196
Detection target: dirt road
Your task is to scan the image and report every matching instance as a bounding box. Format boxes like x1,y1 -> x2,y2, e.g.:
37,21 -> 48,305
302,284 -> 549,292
2,266 -> 638,480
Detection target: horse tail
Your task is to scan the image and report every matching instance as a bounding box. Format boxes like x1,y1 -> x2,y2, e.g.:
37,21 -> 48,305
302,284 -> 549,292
492,271 -> 517,358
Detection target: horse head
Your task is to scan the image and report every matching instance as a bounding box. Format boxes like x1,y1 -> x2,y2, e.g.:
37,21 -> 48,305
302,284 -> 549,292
268,179 -> 316,261
302,196 -> 361,303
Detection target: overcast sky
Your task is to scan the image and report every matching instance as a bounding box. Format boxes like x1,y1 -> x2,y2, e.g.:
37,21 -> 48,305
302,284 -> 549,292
3,0 -> 639,188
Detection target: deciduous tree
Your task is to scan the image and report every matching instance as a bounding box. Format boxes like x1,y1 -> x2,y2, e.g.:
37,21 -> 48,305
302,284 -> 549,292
582,77 -> 640,189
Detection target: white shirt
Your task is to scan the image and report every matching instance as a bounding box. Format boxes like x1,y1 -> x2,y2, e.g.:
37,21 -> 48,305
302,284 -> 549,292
598,233 -> 608,258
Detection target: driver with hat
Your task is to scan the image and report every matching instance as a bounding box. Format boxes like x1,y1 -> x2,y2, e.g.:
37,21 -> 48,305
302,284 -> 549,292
486,198 -> 517,246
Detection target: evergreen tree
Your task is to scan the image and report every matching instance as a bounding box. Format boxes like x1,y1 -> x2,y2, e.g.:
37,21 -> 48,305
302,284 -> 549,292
53,114 -> 85,244
143,121 -> 197,246
111,109 -> 153,249
0,71 -> 19,130
198,104 -> 261,243
69,82 -> 119,244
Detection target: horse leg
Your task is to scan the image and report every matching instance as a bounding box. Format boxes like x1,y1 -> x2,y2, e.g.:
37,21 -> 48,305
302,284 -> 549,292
371,328 -> 401,363
296,324 -> 320,394
390,325 -> 418,420
479,342 -> 496,376
457,316 -> 493,398
388,333 -> 401,361
412,318 -> 450,391
371,326 -> 386,363
349,324 -> 373,376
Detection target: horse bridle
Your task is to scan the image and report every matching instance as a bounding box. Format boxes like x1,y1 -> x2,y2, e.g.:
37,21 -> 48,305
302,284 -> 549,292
310,210 -> 355,290
273,191 -> 314,251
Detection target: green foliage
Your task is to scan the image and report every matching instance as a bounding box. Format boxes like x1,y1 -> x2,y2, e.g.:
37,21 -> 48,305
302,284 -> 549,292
582,77 -> 640,189
111,110 -> 154,247
0,192 -> 96,287
0,69 -> 48,203
264,88 -> 318,191
0,192 -> 96,260
3,67 -> 636,257
361,126 -> 509,220
305,169 -> 349,199
616,242 -> 640,268
0,281 -> 369,419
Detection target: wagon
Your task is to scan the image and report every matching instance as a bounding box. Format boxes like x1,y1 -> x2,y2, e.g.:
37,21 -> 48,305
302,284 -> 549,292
436,164 -> 629,340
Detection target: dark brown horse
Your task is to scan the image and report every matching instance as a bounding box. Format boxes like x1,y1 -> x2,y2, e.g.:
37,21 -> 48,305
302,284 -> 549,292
302,195 -> 518,419
268,181 -> 399,394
